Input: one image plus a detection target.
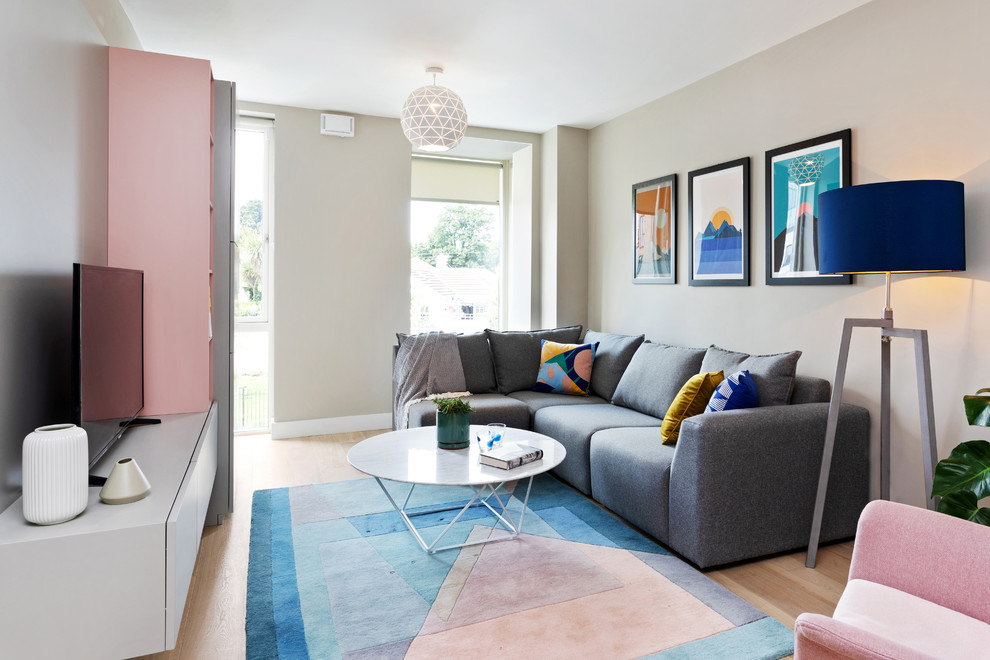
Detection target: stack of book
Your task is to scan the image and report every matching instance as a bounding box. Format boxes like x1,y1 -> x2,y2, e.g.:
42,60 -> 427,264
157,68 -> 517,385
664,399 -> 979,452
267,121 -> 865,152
479,443 -> 544,470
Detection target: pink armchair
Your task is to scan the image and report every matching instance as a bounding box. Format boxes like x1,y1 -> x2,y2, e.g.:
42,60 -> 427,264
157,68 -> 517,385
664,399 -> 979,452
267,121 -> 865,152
795,499 -> 990,659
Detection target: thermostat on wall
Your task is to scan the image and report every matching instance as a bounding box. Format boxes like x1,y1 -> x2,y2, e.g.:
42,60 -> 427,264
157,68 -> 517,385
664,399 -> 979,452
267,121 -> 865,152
320,113 -> 355,137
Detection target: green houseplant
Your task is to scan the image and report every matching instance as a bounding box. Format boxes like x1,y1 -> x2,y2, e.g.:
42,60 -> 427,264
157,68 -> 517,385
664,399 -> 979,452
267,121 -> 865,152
930,389 -> 990,525
433,396 -> 473,450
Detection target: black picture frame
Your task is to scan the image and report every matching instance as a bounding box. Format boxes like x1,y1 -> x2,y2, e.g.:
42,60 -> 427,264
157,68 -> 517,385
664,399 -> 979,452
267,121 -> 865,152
632,173 -> 677,284
765,129 -> 852,285
688,157 -> 750,287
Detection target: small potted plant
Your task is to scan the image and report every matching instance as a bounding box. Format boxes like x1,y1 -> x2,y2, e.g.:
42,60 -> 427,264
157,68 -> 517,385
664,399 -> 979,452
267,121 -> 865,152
433,396 -> 473,450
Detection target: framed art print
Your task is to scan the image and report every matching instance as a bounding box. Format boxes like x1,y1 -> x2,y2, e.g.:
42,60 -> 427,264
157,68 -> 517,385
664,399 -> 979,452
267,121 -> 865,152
633,173 -> 677,284
688,157 -> 750,287
765,129 -> 851,285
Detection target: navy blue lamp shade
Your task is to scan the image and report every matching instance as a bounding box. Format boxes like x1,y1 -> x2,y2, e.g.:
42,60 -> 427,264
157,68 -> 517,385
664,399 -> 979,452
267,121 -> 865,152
818,180 -> 965,274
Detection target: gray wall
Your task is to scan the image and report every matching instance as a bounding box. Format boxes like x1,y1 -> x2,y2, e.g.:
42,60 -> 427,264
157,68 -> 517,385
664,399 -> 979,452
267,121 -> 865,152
0,1 -> 109,509
541,126 -> 589,329
587,0 -> 990,507
240,104 -> 552,433
238,103 -> 412,428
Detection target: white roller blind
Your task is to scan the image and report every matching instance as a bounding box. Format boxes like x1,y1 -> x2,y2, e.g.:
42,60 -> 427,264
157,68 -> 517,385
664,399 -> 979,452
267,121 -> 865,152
237,113 -> 275,128
411,157 -> 501,204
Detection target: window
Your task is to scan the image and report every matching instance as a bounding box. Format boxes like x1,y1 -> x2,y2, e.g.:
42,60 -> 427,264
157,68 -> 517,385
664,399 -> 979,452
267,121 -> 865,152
410,156 -> 503,334
233,115 -> 274,432
234,122 -> 271,322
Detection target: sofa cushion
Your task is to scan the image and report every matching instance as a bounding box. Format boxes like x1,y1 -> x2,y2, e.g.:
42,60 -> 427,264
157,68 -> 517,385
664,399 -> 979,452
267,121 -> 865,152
583,330 -> 646,401
456,332 -> 498,394
398,331 -> 497,395
612,343 -> 707,418
790,375 -> 831,405
534,403 -> 661,495
590,428 -> 677,543
533,340 -> 598,396
833,579 -> 990,660
406,393 -> 530,430
707,369 -> 759,412
661,371 -> 724,445
506,390 -> 609,425
485,325 -> 583,393
700,345 -> 802,406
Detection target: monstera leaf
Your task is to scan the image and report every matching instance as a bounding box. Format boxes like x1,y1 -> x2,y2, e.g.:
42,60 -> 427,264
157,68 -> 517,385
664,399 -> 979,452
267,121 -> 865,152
932,440 -> 990,526
963,388 -> 990,427
936,491 -> 990,525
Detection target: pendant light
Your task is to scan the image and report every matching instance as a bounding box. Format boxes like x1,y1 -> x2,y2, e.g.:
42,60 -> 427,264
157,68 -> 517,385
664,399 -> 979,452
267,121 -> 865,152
400,66 -> 467,152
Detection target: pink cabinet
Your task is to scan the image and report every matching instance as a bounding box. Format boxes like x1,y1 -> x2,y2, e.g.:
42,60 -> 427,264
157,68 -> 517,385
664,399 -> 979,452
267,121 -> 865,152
108,47 -> 212,415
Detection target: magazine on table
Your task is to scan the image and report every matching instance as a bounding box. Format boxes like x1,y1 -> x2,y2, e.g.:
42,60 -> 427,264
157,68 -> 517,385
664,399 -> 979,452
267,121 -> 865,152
479,442 -> 543,470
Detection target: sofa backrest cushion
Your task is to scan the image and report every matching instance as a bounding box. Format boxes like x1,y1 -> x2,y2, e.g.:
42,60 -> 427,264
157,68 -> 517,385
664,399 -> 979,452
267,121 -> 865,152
583,330 -> 646,401
397,331 -> 498,394
790,376 -> 831,404
612,343 -> 707,418
485,325 -> 583,393
699,345 -> 802,406
456,332 -> 498,394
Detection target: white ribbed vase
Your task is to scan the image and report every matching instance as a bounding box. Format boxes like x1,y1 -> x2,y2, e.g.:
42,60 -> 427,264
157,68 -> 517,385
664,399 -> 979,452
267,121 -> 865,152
23,423 -> 89,525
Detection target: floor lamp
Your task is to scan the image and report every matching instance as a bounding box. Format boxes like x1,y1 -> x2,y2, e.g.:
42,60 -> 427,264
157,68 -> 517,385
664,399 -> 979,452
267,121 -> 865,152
806,180 -> 966,568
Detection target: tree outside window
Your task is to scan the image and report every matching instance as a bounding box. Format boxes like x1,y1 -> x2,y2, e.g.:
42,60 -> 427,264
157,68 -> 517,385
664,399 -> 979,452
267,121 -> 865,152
236,199 -> 265,319
411,202 -> 500,334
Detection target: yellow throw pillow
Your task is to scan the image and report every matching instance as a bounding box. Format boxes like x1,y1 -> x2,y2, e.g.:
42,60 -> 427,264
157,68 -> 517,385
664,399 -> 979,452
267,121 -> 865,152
660,371 -> 724,446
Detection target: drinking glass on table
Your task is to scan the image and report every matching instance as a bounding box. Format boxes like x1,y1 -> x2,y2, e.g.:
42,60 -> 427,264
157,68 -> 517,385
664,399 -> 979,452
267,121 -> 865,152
486,423 -> 506,449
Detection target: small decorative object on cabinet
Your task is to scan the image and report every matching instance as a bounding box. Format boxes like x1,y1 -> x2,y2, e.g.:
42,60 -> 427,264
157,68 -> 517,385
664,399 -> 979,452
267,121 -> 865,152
22,423 -> 88,525
100,457 -> 152,505
433,396 -> 473,449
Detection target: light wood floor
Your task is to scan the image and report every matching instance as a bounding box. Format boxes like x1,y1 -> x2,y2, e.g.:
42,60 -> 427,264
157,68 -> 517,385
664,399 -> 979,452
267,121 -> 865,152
138,430 -> 852,660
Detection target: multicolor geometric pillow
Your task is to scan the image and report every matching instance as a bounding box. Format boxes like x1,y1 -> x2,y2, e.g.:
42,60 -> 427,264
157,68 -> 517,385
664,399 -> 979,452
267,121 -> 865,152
707,369 -> 760,412
533,340 -> 599,396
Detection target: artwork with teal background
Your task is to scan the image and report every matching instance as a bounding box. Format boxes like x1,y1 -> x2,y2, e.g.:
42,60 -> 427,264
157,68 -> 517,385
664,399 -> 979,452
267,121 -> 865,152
771,143 -> 842,274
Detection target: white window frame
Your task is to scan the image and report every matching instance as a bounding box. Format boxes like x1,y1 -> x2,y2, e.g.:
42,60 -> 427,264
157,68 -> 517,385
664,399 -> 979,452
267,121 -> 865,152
410,155 -> 506,331
234,116 -> 274,325
234,112 -> 275,432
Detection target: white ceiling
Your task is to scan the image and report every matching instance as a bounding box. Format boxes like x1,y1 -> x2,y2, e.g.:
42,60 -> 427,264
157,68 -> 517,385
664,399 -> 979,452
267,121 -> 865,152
118,0 -> 871,134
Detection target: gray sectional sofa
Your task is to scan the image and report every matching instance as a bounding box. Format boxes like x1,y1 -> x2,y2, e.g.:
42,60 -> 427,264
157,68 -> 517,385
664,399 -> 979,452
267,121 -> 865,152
395,326 -> 870,568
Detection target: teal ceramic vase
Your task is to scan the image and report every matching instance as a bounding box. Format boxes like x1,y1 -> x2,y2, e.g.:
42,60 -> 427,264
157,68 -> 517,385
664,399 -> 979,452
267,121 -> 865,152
436,411 -> 470,449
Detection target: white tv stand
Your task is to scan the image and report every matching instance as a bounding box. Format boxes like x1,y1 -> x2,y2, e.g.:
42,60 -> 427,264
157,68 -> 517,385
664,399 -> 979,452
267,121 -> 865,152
0,403 -> 217,660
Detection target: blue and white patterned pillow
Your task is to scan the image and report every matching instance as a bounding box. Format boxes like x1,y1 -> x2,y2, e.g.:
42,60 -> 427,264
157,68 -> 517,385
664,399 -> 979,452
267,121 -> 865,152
707,369 -> 759,412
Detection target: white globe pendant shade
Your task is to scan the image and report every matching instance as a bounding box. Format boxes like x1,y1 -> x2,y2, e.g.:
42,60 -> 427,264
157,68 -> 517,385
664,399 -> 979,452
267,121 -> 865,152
401,68 -> 467,152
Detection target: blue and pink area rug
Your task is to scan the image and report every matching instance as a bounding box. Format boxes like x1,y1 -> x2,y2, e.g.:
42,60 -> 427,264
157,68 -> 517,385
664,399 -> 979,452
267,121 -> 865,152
247,474 -> 793,659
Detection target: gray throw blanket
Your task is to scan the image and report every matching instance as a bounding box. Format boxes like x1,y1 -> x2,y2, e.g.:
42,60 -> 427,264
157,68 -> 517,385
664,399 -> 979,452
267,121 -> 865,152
393,332 -> 467,429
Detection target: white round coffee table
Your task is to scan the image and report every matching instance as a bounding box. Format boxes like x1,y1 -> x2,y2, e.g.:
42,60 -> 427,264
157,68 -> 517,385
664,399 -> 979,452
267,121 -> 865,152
348,425 -> 565,554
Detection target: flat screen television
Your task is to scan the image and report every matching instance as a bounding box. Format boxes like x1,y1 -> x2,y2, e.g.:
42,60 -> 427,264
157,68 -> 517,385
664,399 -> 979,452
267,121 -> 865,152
71,263 -> 145,469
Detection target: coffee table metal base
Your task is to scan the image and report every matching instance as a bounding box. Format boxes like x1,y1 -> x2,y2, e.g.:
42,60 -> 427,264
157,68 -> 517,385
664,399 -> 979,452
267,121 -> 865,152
373,476 -> 534,554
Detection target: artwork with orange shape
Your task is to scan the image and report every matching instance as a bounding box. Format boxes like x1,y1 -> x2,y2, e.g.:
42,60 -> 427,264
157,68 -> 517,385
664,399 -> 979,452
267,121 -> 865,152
632,173 -> 677,284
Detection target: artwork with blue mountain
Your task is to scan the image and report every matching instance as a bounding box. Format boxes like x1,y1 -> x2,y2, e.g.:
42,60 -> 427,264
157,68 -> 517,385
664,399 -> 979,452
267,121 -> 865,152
695,215 -> 742,275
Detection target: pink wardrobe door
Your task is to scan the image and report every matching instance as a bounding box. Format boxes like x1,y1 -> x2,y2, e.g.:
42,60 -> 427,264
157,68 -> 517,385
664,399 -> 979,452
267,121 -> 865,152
109,47 -> 212,415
